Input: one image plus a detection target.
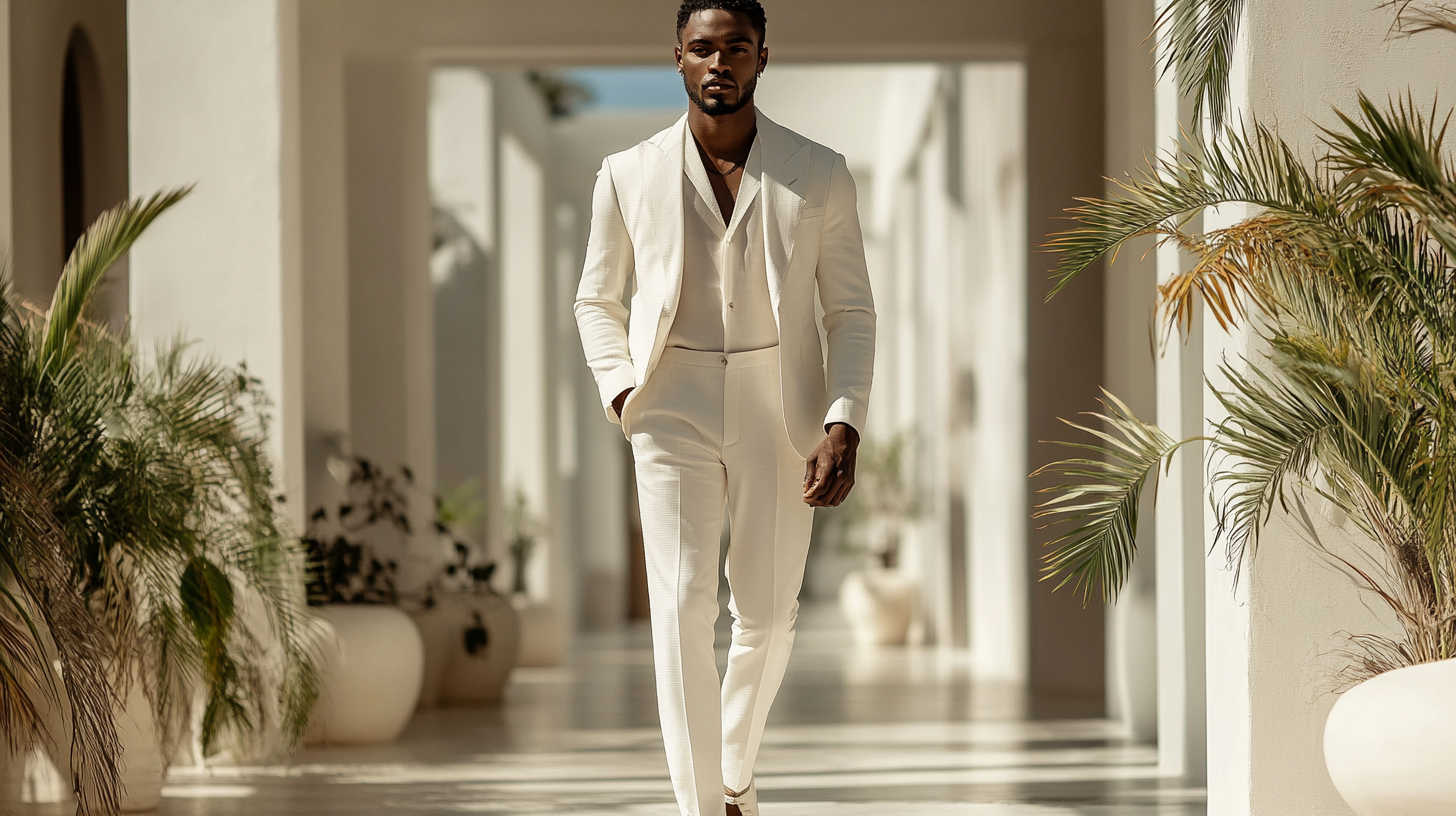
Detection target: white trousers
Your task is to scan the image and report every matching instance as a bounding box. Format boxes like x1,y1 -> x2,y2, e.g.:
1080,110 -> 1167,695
625,346 -> 815,816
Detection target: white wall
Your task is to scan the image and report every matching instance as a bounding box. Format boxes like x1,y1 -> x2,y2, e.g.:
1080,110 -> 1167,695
962,62 -> 1029,682
128,0 -> 306,528
1202,1 -> 1446,812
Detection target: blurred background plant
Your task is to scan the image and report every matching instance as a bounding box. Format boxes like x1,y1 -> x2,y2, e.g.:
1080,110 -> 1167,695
303,457 -> 409,605
833,433 -> 920,569
503,489 -> 543,596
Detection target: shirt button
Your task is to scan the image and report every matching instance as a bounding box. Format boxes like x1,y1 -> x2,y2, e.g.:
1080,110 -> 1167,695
728,301 -> 735,309
719,355 -> 728,365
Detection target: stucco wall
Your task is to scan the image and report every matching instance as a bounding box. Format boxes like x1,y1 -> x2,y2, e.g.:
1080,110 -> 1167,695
1204,1 -> 1451,812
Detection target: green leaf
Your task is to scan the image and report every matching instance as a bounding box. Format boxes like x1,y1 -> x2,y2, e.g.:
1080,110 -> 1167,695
180,557 -> 235,645
1034,390 -> 1192,603
1155,0 -> 1246,133
38,187 -> 191,380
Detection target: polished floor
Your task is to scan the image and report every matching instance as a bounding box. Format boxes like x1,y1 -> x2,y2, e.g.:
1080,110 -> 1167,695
150,604 -> 1203,815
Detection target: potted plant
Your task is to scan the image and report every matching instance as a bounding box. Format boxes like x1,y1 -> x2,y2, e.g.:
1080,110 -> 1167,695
831,433 -> 921,646
0,191 -> 319,815
412,481 -> 520,707
302,458 -> 424,745
501,489 -> 562,666
1037,3 -> 1456,812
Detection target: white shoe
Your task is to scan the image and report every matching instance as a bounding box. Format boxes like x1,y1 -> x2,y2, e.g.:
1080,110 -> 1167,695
725,782 -> 758,815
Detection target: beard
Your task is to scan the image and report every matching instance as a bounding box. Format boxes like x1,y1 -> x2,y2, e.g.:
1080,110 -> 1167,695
684,71 -> 758,117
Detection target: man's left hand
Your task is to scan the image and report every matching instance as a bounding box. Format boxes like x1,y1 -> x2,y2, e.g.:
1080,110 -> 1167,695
803,423 -> 860,507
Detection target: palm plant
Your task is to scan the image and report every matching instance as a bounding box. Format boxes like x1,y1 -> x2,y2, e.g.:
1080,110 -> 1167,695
1037,2 -> 1456,682
0,191 -> 318,813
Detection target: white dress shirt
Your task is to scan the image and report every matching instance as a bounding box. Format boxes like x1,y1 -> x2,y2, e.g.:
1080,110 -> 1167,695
665,131 -> 779,354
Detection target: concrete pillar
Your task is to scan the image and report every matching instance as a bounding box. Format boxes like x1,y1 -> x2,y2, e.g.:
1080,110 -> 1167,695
300,0 -> 351,515
1025,2 -> 1108,714
429,66 -> 498,547
961,62 -> 1029,684
128,0 -> 306,528
1139,0 -> 1210,780
1201,1 -> 1447,811
1103,0 -> 1161,745
344,53 -> 435,587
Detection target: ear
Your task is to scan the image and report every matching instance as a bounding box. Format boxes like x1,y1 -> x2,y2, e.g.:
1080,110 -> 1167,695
758,46 -> 769,75
674,45 -> 684,73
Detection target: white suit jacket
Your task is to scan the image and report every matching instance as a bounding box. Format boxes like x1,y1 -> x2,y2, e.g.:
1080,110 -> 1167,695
574,112 -> 876,459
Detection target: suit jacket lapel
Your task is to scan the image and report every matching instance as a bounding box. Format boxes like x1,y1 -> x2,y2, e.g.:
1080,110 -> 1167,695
643,115 -> 688,337
758,114 -> 809,323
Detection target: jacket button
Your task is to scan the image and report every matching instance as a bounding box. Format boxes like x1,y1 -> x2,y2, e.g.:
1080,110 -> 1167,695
719,355 -> 728,365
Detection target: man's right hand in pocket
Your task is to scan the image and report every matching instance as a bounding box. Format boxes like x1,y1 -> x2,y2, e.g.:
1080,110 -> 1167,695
612,387 -> 634,418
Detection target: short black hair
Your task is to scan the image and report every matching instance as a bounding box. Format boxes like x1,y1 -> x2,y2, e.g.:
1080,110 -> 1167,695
676,0 -> 768,47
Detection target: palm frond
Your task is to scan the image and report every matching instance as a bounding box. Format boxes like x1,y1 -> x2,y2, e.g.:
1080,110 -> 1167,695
1045,119 -> 1335,308
1385,0 -> 1456,37
39,188 -> 190,380
1155,0 -> 1246,133
1034,391 -> 1189,603
0,451 -> 121,815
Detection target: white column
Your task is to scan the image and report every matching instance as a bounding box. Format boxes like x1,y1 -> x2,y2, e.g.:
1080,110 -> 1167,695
429,66 -> 497,546
128,0 -> 305,529
1142,0 -> 1209,779
961,62 -> 1029,683
1203,1 -> 1449,811
1104,0 -> 1160,744
345,54 -> 435,587
301,0 -> 351,514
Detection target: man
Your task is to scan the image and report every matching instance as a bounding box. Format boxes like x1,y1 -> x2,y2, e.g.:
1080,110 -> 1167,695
574,2 -> 875,813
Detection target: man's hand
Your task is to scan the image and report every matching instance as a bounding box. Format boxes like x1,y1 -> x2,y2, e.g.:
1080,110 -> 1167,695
611,387 -> 634,418
803,423 -> 860,507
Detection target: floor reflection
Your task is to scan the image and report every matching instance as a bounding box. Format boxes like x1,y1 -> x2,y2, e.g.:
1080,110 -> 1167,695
158,605 -> 1205,815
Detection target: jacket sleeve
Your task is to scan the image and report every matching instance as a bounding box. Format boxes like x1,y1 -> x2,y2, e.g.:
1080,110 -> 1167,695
574,158 -> 637,425
816,153 -> 877,435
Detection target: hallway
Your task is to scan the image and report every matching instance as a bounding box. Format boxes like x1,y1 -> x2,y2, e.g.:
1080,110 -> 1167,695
154,606 -> 1205,815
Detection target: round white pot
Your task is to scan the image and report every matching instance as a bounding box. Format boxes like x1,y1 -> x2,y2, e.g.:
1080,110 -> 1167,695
305,605 -> 424,745
412,593 -> 520,707
1325,658 -> 1456,815
838,568 -> 917,647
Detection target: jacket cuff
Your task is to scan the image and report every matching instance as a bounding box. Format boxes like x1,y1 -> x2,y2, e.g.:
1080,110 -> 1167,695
823,398 -> 866,437
598,367 -> 637,426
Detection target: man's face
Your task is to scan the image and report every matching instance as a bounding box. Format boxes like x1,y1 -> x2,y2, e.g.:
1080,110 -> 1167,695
675,9 -> 767,117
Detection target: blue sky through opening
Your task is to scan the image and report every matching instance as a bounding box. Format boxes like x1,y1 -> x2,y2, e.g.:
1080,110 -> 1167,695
566,66 -> 684,111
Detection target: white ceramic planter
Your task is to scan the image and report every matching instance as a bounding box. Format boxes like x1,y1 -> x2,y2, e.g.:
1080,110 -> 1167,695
412,593 -> 520,707
838,568 -> 918,647
1325,658 -> 1456,815
305,605 -> 424,745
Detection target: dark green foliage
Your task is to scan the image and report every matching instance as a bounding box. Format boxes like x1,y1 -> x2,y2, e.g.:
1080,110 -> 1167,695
0,191 -> 320,813
302,457 -> 409,605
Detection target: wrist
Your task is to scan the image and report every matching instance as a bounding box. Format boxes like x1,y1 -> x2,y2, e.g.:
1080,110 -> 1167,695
826,422 -> 859,443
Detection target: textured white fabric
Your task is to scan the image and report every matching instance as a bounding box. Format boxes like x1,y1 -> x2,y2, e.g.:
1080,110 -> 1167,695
626,346 -> 812,816
666,131 -> 778,355
573,113 -> 876,458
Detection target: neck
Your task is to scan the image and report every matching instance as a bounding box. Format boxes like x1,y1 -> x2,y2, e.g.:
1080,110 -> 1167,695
687,103 -> 757,161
